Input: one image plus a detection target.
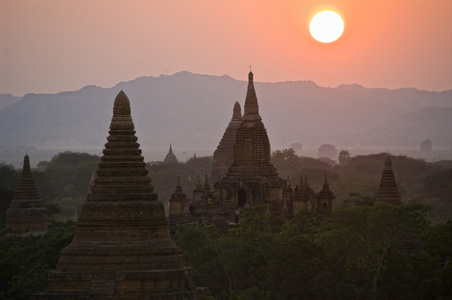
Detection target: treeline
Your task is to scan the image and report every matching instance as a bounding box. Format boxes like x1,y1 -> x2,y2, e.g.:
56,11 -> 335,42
271,149 -> 452,219
174,202 -> 452,299
0,221 -> 76,299
0,152 -> 100,224
1,150 -> 451,223
0,202 -> 450,299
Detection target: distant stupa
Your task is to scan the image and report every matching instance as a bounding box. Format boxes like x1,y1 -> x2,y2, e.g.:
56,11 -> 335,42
6,154 -> 47,235
39,91 -> 197,299
164,144 -> 178,163
376,154 -> 402,205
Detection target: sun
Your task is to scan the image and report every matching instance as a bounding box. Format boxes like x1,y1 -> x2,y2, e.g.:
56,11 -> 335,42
310,10 -> 344,43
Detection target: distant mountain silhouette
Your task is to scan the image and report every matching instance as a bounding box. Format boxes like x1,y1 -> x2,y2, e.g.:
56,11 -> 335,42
0,94 -> 21,110
0,72 -> 451,151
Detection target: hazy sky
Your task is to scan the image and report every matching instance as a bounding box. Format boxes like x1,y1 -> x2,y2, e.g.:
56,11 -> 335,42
1,0 -> 451,96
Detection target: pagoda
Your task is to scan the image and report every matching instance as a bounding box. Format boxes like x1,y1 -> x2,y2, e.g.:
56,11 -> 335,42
6,154 -> 47,235
376,154 -> 402,205
317,175 -> 335,216
40,91 -> 196,299
211,101 -> 242,179
214,72 -> 285,216
164,144 -> 178,163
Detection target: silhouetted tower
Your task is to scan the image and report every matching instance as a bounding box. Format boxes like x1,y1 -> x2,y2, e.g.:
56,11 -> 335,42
212,101 -> 243,179
317,175 -> 335,216
376,154 -> 402,205
6,154 -> 47,235
42,91 -> 196,298
163,144 -> 178,163
216,71 -> 285,215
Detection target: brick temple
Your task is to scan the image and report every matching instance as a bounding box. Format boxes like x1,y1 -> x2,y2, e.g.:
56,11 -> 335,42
6,154 -> 48,236
35,91 -> 197,299
376,154 -> 402,205
211,101 -> 242,179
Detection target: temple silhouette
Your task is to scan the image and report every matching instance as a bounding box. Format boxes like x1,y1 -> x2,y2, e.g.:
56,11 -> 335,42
34,91 -> 197,299
6,154 -> 48,236
169,72 -> 336,229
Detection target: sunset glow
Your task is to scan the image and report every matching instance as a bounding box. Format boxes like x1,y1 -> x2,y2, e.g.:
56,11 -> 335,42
310,11 -> 344,43
0,1 -> 451,95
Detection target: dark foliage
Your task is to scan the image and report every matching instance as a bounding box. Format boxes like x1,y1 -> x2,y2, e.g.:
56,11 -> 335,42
0,220 -> 76,299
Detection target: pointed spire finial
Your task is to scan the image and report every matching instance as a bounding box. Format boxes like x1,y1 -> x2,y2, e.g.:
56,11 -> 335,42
233,101 -> 242,118
113,91 -> 131,116
324,174 -> 329,186
243,70 -> 261,123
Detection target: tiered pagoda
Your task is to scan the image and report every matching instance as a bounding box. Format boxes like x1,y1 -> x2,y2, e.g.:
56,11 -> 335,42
212,72 -> 286,217
6,154 -> 48,235
375,154 -> 425,253
164,144 -> 178,163
376,154 -> 402,205
211,101 -> 242,179
38,91 -> 197,299
316,175 -> 335,216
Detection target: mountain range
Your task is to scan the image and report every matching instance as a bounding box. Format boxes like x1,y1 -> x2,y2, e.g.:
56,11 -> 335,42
0,72 -> 451,153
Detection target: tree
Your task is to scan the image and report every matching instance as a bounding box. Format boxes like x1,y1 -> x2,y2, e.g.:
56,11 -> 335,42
0,220 -> 76,299
420,139 -> 433,153
318,144 -> 337,161
315,201 -> 431,300
338,150 -> 351,166
290,142 -> 302,153
271,148 -> 303,179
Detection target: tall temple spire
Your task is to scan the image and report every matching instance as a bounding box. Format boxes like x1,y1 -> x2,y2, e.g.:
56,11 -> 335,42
242,71 -> 262,125
212,101 -> 243,178
42,91 -> 196,298
376,154 -> 402,205
6,154 -> 47,235
164,143 -> 178,163
317,174 -> 335,216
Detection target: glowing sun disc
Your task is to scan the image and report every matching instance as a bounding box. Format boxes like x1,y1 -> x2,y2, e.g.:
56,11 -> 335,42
310,10 -> 344,43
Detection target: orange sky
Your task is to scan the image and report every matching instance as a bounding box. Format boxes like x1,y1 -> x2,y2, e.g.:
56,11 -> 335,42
1,0 -> 451,96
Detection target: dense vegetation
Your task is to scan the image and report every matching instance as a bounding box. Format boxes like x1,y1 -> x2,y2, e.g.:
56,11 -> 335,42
0,150 -> 451,299
0,221 -> 76,299
174,203 -> 452,299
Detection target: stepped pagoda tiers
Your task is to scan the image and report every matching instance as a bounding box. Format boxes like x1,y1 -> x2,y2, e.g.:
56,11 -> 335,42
375,155 -> 425,253
317,175 -> 335,216
164,144 -> 178,163
213,72 -> 286,217
376,154 -> 402,205
211,101 -> 242,179
6,154 -> 47,235
39,91 -> 196,299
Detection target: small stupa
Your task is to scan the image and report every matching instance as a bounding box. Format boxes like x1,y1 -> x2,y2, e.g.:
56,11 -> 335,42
164,144 -> 178,163
40,91 -> 197,299
376,154 -> 402,205
6,154 -> 47,235
317,175 -> 335,216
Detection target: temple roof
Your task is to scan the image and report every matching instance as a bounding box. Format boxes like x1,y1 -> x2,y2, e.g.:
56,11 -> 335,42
6,154 -> 48,235
242,71 -> 262,125
376,154 -> 402,205
9,154 -> 42,208
164,144 -> 178,163
318,175 -> 335,200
